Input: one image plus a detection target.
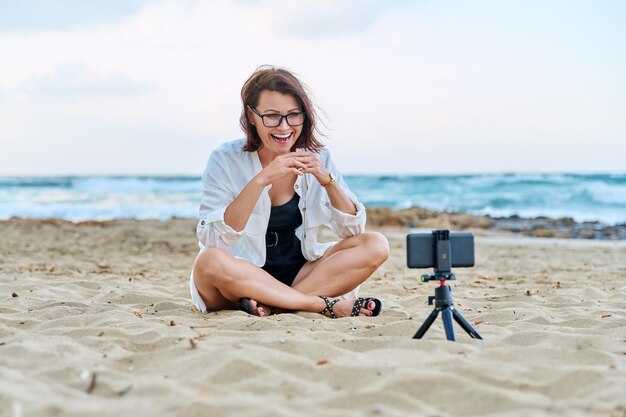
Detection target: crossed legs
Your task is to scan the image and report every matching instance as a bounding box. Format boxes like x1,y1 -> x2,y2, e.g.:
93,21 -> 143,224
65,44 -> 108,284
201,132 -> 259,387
192,232 -> 390,317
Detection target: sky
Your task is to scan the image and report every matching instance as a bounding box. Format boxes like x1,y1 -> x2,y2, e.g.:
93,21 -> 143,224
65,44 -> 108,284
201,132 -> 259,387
0,0 -> 625,175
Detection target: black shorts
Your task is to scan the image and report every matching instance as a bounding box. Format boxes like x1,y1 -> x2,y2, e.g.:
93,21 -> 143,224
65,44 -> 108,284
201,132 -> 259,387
262,233 -> 307,287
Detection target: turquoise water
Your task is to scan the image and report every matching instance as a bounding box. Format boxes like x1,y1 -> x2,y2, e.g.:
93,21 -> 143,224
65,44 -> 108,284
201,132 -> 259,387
0,173 -> 625,225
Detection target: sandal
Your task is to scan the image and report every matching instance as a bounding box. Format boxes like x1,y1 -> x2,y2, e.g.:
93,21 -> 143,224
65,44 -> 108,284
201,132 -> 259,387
351,297 -> 382,317
240,298 -> 277,316
318,295 -> 382,318
318,295 -> 340,318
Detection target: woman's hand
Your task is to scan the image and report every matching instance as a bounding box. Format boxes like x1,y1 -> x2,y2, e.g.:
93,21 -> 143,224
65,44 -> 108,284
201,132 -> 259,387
300,153 -> 332,186
255,152 -> 310,186
300,153 -> 357,214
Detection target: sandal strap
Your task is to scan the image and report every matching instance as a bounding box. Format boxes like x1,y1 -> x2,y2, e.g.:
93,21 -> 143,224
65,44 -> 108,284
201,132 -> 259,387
318,295 -> 338,318
351,297 -> 365,317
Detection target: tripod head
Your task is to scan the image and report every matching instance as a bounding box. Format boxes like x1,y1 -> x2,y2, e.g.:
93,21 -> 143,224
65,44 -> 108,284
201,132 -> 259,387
420,230 -> 457,283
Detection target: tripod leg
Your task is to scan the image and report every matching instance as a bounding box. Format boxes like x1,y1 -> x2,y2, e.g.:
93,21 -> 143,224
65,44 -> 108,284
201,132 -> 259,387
441,308 -> 456,341
413,308 -> 439,339
452,307 -> 483,340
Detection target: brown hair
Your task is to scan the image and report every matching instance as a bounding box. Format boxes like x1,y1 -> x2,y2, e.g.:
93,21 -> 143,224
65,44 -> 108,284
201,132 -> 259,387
240,65 -> 324,152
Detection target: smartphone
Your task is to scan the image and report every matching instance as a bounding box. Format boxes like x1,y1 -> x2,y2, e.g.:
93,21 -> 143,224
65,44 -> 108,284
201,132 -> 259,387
406,232 -> 475,269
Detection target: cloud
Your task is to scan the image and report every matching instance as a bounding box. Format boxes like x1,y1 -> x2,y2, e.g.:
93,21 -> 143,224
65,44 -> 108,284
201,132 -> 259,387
20,62 -> 153,101
0,114 -> 217,175
241,0 -> 411,38
0,0 -> 625,175
0,0 -> 152,32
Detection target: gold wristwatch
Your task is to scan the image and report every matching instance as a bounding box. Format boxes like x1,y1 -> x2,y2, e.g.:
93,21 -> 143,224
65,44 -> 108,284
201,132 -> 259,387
322,173 -> 336,188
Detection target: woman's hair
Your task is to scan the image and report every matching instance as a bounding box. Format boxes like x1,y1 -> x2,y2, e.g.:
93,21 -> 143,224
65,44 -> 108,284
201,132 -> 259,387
240,65 -> 324,152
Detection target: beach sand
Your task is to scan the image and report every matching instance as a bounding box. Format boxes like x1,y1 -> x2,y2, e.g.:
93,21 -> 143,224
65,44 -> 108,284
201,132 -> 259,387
0,219 -> 624,417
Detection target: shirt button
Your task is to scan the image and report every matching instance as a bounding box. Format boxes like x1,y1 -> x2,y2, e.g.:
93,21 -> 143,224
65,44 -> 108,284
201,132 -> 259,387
302,208 -> 306,212
295,185 -> 299,189
200,220 -> 205,225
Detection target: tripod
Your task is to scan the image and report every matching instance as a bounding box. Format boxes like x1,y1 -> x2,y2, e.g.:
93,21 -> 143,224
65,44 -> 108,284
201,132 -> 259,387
412,230 -> 483,341
413,272 -> 482,341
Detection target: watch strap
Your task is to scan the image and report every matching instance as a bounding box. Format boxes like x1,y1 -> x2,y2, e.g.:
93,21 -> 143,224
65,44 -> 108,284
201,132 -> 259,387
322,173 -> 336,188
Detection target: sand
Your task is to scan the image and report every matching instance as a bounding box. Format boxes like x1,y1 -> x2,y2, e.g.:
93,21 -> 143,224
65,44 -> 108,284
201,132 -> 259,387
0,219 -> 624,417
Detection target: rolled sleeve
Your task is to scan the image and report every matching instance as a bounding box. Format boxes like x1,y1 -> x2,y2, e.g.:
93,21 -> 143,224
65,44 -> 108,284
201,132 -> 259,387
196,149 -> 244,249
197,206 -> 244,248
329,195 -> 366,237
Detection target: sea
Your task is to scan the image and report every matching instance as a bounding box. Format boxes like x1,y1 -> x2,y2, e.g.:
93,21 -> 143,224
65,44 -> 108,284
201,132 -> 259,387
0,173 -> 625,226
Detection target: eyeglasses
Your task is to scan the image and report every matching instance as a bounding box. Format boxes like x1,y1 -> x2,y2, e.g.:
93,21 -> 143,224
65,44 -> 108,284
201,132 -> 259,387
250,106 -> 306,127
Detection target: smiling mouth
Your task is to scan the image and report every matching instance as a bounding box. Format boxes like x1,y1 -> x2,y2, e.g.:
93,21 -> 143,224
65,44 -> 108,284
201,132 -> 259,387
271,133 -> 292,143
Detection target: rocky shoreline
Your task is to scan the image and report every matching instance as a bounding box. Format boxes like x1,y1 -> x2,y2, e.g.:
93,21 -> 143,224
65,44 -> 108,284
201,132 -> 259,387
4,207 -> 625,240
365,207 -> 626,240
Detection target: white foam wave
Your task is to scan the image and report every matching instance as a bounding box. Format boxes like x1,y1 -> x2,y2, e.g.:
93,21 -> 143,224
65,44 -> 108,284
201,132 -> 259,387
583,182 -> 626,205
72,177 -> 200,193
478,207 -> 626,225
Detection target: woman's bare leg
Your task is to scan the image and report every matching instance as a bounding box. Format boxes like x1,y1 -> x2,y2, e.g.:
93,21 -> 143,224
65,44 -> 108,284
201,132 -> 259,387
193,232 -> 389,317
255,232 -> 389,316
193,247 -> 373,317
291,232 -> 390,297
193,248 -> 323,313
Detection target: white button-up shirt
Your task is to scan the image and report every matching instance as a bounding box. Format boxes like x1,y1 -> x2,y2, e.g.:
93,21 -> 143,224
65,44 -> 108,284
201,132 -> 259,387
196,139 -> 366,266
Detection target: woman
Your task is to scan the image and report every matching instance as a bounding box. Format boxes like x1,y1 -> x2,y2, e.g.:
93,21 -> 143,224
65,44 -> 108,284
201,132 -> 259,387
190,66 -> 389,318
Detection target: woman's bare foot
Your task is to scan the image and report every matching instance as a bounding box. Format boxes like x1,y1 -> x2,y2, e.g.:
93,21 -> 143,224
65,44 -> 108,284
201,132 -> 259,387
334,299 -> 377,317
241,298 -> 282,316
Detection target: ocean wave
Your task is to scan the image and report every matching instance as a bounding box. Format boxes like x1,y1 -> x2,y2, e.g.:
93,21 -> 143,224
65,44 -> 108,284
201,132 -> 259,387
72,176 -> 200,193
582,182 -> 626,205
478,206 -> 626,225
0,177 -> 75,188
1,173 -> 624,225
0,203 -> 197,221
457,173 -> 578,188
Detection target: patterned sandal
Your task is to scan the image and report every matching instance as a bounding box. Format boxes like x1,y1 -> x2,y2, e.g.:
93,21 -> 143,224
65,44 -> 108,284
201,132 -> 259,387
351,297 -> 382,317
318,295 -> 339,318
319,296 -> 383,318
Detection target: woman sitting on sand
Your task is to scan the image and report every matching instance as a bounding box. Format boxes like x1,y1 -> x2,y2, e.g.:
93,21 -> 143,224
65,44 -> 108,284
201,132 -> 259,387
190,66 -> 389,318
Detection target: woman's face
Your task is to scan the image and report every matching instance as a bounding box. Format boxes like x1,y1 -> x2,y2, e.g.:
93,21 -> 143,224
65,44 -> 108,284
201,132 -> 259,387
249,90 -> 303,157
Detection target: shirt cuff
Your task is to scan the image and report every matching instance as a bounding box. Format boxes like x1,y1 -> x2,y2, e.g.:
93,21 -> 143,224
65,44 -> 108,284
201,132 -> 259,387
198,207 -> 244,247
329,200 -> 366,228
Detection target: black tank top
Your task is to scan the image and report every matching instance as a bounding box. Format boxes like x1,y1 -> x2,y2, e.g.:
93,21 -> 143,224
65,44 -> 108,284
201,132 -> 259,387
262,193 -> 307,286
267,193 -> 302,232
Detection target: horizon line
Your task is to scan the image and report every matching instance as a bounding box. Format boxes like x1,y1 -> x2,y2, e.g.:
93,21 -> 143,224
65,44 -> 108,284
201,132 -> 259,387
0,171 -> 625,178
